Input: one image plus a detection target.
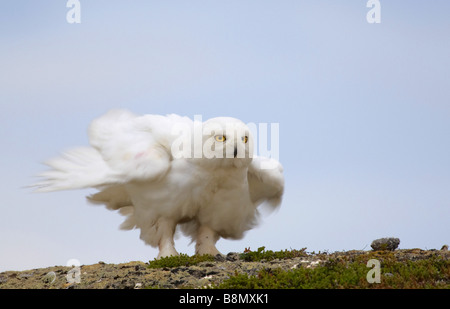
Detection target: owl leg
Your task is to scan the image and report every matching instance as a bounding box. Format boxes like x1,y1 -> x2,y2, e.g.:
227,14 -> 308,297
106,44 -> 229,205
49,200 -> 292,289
195,225 -> 221,256
156,218 -> 179,258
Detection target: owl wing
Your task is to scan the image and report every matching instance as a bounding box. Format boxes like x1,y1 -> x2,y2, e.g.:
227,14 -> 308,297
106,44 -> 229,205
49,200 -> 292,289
88,109 -> 177,183
247,156 -> 284,209
33,110 -> 192,192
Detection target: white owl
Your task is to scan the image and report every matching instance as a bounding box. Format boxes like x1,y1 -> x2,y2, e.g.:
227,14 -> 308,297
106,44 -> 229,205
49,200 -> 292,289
33,110 -> 284,258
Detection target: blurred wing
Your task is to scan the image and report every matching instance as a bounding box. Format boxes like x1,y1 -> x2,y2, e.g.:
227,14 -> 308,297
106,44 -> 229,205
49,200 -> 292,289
85,110 -> 193,229
87,184 -> 137,230
88,109 -> 173,182
247,156 -> 284,209
32,146 -> 119,192
33,110 -> 192,192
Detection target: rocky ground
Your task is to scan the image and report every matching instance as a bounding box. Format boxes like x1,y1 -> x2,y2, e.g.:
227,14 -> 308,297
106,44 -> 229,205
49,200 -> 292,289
1,247 -> 449,289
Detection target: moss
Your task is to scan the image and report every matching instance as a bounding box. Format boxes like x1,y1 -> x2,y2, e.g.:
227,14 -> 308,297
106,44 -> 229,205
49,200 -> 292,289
215,261 -> 368,289
148,254 -> 215,269
214,252 -> 450,289
377,256 -> 450,288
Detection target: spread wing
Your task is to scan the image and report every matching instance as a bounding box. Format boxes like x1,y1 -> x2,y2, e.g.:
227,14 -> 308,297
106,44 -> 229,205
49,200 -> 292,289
247,156 -> 284,209
88,109 -> 174,183
32,110 -> 192,192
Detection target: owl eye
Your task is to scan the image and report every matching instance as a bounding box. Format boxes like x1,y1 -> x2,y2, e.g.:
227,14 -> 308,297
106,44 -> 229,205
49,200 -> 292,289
215,135 -> 226,142
241,136 -> 248,143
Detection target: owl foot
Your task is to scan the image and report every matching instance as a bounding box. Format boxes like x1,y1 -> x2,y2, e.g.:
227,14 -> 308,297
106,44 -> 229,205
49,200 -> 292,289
157,241 -> 179,258
156,219 -> 179,258
195,225 -> 221,256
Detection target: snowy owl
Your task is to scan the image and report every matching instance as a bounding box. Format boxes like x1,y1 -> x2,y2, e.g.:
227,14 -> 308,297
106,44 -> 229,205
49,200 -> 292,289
33,110 -> 284,258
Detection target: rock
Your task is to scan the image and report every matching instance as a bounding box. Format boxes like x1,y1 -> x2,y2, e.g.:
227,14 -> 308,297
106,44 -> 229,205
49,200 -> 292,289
19,273 -> 34,279
226,252 -> 240,262
371,237 -> 400,251
214,254 -> 225,262
187,268 -> 206,278
440,244 -> 448,251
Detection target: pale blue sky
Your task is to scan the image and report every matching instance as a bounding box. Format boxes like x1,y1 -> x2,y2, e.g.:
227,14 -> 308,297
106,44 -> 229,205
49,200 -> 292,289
1,1 -> 449,271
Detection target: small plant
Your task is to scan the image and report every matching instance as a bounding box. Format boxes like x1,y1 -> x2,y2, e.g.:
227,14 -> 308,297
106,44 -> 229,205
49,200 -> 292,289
239,246 -> 307,262
148,254 -> 215,269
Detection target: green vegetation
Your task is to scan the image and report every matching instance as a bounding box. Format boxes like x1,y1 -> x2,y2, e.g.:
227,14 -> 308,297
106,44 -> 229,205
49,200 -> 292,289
214,251 -> 450,289
239,246 -> 308,262
148,253 -> 215,268
145,248 -> 449,289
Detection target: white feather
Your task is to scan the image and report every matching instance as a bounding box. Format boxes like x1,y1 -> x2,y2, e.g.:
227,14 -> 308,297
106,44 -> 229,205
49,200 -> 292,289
248,156 -> 284,207
33,147 -> 118,192
32,110 -> 285,258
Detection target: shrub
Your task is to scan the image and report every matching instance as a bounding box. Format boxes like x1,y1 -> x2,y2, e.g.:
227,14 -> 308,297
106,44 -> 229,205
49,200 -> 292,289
239,246 -> 307,262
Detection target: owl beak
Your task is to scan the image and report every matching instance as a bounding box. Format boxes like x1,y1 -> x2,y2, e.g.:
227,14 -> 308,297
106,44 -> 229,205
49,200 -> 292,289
233,147 -> 238,158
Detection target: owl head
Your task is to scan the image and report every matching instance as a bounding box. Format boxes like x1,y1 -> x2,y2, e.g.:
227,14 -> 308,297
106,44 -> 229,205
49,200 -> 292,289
199,117 -> 254,168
